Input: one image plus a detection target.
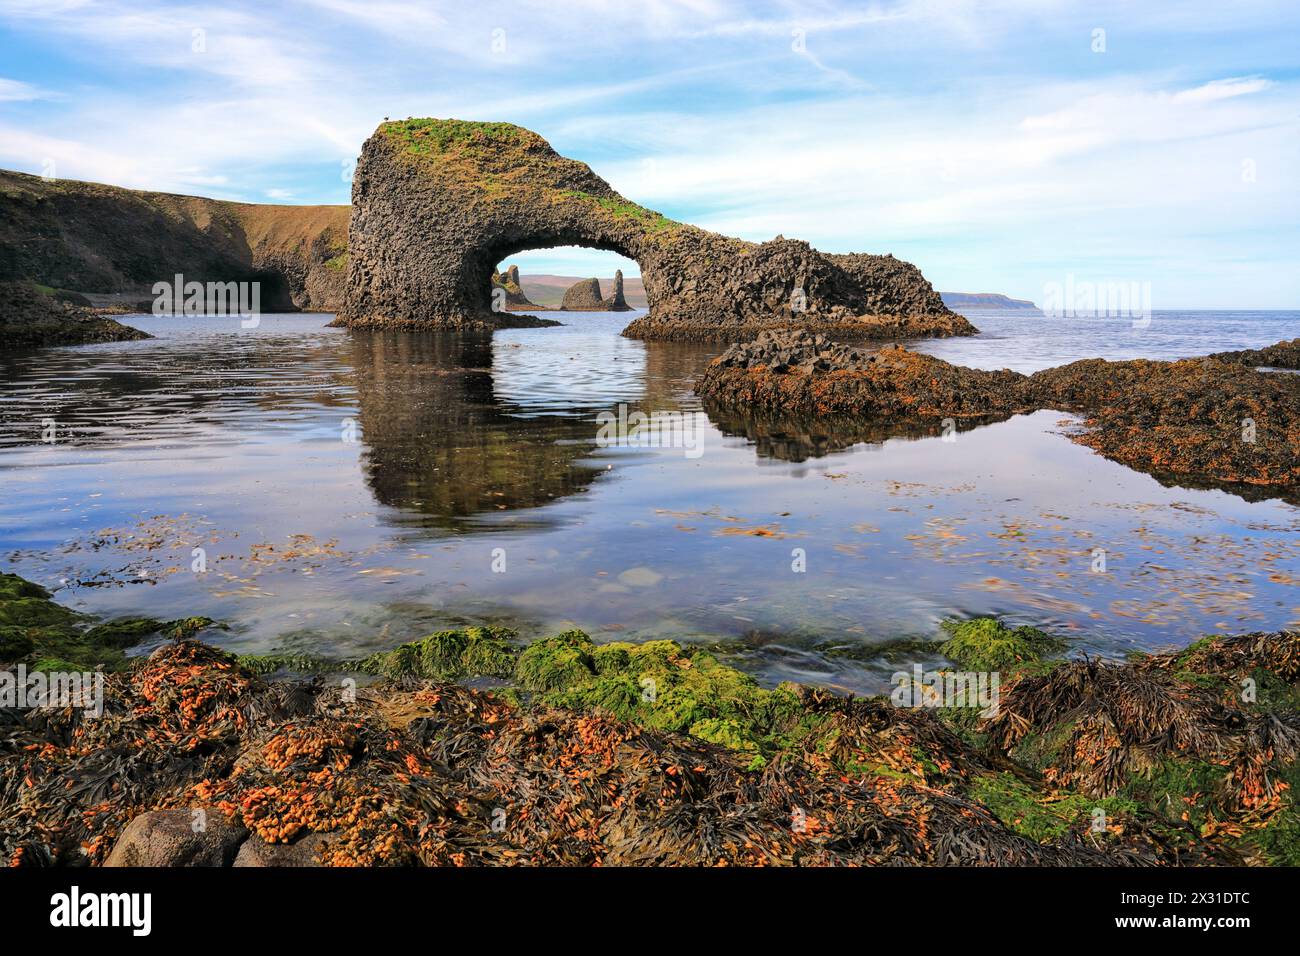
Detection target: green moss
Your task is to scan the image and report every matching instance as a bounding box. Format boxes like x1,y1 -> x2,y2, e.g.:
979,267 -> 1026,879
557,189 -> 678,232
971,771 -> 1138,843
381,118 -> 524,156
323,253 -> 348,272
938,617 -> 1065,670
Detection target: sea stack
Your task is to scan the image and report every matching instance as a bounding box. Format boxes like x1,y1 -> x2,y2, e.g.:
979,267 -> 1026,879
603,269 -> 632,311
561,277 -> 605,311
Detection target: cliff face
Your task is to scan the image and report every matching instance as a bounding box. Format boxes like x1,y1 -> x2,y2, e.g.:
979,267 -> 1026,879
0,169 -> 349,312
339,118 -> 973,341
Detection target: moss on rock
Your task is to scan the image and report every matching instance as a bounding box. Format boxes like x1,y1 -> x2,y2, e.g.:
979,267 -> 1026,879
938,616 -> 1065,670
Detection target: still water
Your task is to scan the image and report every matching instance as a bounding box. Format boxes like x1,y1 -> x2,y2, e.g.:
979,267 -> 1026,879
1,308 -> 1296,692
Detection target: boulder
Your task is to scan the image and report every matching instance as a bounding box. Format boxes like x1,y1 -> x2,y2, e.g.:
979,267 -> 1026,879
233,831 -> 332,867
104,808 -> 247,867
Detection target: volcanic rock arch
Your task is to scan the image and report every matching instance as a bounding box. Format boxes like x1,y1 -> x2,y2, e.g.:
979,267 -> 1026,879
340,119 -> 975,342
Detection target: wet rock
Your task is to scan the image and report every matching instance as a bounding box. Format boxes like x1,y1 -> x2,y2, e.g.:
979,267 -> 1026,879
696,333 -> 1300,499
105,809 -> 247,867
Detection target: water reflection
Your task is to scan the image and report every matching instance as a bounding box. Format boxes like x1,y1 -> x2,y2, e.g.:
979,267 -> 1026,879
349,331 -> 610,530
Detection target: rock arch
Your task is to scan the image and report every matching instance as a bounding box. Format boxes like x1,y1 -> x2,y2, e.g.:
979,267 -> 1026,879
340,119 -> 974,342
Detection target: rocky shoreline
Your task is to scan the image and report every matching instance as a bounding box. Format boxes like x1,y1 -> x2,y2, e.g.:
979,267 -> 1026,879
0,281 -> 151,349
2,572 -> 1298,867
697,331 -> 1300,500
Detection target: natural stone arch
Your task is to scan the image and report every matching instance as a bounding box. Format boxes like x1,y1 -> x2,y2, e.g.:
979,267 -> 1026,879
340,119 -> 975,342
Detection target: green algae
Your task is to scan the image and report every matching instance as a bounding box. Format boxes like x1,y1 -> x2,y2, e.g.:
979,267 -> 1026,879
970,771 -> 1139,843
0,573 -> 214,671
939,616 -> 1065,670
239,626 -> 517,681
516,631 -> 810,763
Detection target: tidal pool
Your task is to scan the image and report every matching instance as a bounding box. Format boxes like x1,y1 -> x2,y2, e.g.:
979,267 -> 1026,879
1,308 -> 1296,693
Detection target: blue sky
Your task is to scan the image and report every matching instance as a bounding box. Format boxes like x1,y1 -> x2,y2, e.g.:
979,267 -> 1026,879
1,0 -> 1298,307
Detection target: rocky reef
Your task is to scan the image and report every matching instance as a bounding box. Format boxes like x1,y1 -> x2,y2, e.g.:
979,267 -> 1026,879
558,270 -> 634,311
0,281 -> 151,349
3,573 -> 1298,867
0,168 -> 349,312
697,331 -> 1300,499
336,119 -> 972,340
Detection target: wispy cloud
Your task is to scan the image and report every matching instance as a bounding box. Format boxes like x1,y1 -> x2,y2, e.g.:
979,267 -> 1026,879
0,0 -> 1296,305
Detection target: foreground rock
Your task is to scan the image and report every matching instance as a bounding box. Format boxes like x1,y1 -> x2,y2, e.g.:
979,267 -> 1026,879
104,808 -> 247,867
337,119 -> 973,341
0,281 -> 151,349
697,331 -> 1300,498
4,569 -> 1298,867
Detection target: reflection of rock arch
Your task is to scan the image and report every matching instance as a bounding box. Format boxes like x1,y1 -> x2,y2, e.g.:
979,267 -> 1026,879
339,119 -> 975,342
348,331 -> 607,528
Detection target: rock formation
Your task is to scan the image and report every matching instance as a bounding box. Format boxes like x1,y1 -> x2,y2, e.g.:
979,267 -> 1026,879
0,281 -> 150,348
605,269 -> 632,311
0,168 -> 349,312
490,263 -> 547,311
337,118 -> 973,341
696,330 -> 1300,500
560,277 -> 604,310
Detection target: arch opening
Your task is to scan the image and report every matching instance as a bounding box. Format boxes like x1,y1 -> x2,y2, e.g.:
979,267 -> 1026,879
487,243 -> 648,315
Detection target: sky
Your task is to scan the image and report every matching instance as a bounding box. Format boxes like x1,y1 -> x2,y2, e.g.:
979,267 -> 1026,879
1,0 -> 1298,307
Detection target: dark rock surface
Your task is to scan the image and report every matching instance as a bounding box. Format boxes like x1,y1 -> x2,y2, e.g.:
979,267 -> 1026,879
1209,338 -> 1300,370
105,808 -> 247,867
232,832 -> 331,867
0,281 -> 151,348
337,119 -> 973,341
560,276 -> 605,310
697,331 -> 1300,498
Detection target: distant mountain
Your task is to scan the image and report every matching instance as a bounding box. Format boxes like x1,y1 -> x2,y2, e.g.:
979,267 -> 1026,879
517,277 -> 1031,313
940,292 -> 1038,310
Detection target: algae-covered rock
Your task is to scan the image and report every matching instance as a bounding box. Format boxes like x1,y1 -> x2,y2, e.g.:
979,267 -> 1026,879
0,572 -> 212,670
515,630 -> 806,761
938,617 -> 1065,670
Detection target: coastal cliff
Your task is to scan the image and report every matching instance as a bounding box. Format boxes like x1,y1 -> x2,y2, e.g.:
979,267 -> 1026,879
0,169 -> 349,312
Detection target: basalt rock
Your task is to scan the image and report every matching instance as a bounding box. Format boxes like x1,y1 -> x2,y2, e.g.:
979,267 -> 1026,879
697,332 -> 1300,499
0,281 -> 151,349
336,118 -> 973,340
490,262 -> 547,311
561,276 -> 605,311
606,269 -> 632,311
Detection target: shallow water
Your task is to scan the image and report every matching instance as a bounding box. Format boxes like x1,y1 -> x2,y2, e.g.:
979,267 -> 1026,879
0,307 -> 1296,693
